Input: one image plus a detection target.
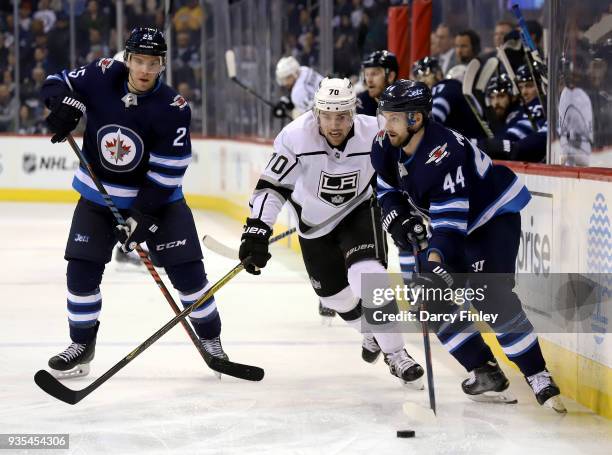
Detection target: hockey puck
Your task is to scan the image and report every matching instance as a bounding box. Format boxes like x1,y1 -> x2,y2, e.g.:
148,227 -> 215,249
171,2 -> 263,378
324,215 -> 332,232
396,430 -> 415,438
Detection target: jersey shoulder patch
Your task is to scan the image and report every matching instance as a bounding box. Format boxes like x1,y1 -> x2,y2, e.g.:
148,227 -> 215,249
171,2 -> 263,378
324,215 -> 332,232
170,94 -> 189,110
97,57 -> 116,74
425,142 -> 450,165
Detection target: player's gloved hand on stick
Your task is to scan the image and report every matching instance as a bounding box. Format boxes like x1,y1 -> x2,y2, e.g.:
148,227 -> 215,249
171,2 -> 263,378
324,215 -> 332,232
272,96 -> 294,119
239,218 -> 272,275
413,260 -> 455,292
382,209 -> 427,251
115,209 -> 160,253
46,93 -> 86,143
477,137 -> 514,160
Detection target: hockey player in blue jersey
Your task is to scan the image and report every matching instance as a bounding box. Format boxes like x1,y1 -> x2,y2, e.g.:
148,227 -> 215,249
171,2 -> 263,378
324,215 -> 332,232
412,56 -> 486,140
371,79 -> 565,412
478,73 -> 546,162
356,50 -> 398,117
41,28 -> 228,378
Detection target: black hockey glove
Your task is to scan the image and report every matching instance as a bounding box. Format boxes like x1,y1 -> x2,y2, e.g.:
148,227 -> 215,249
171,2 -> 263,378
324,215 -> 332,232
115,209 -> 160,253
272,96 -> 294,119
382,209 -> 428,251
477,137 -> 514,160
46,94 -> 86,143
413,260 -> 455,291
239,218 -> 272,275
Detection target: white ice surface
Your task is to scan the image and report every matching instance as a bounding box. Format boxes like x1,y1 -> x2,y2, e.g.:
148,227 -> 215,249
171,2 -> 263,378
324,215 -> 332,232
0,202 -> 610,454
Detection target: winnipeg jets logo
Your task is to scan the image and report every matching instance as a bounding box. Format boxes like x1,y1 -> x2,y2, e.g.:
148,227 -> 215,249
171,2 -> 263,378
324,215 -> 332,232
97,125 -> 144,172
425,142 -> 449,165
170,95 -> 188,110
97,57 -> 114,74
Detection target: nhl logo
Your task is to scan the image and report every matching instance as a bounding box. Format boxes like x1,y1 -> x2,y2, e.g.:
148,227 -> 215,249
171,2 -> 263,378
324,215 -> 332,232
318,170 -> 359,207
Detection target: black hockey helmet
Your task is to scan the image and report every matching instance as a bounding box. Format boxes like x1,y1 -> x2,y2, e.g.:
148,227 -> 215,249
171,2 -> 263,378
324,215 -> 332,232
125,27 -> 167,57
378,79 -> 432,115
412,56 -> 442,77
485,74 -> 513,97
515,64 -> 533,83
362,50 -> 399,75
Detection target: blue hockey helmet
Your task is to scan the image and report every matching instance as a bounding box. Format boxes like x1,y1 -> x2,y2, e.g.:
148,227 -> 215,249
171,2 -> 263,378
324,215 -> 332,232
125,27 -> 167,58
378,79 -> 432,115
412,56 -> 442,77
515,64 -> 533,83
485,73 -> 514,97
362,50 -> 399,75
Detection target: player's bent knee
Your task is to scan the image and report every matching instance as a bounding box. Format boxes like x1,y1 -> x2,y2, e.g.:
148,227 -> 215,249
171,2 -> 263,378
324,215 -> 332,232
165,261 -> 206,292
319,286 -> 359,314
67,259 -> 105,292
347,259 -> 385,296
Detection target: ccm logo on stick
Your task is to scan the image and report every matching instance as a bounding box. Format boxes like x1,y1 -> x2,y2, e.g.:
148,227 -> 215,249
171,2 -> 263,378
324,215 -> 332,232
156,239 -> 187,251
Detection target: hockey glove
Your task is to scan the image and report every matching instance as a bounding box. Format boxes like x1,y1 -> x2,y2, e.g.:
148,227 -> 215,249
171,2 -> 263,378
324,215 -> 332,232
46,94 -> 86,143
273,96 -> 294,119
115,209 -> 160,253
239,218 -> 272,275
382,209 -> 428,251
477,137 -> 514,160
413,260 -> 455,292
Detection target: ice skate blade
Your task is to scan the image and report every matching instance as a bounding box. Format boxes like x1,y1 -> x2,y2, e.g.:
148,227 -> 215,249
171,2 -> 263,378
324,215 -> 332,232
543,395 -> 567,414
362,353 -> 381,364
466,389 -> 517,404
401,376 -> 424,390
49,363 -> 90,379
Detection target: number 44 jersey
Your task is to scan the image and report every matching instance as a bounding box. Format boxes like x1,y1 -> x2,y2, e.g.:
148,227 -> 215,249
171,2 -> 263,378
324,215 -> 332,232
371,121 -> 531,267
249,113 -> 380,239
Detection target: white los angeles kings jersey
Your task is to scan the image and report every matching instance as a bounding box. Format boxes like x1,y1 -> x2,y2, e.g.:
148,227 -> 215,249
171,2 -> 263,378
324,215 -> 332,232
290,66 -> 324,117
249,113 -> 379,239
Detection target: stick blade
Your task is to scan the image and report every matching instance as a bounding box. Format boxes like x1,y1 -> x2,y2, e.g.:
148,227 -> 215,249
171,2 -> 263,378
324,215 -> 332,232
34,370 -> 82,405
210,358 -> 265,381
225,49 -> 237,79
202,235 -> 239,260
462,58 -> 481,96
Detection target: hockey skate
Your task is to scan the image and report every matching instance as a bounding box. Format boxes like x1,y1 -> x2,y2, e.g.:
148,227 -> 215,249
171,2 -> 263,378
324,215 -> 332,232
48,322 -> 99,379
318,301 -> 336,325
200,336 -> 229,379
361,333 -> 382,363
462,360 -> 517,404
384,349 -> 425,389
526,369 -> 566,413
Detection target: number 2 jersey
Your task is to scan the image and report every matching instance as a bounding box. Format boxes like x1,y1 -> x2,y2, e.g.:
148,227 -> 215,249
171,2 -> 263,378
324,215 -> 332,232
249,113 -> 379,239
40,57 -> 192,212
371,121 -> 531,268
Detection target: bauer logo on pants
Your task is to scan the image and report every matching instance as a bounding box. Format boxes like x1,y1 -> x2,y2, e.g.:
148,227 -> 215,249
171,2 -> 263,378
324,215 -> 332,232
318,170 -> 360,207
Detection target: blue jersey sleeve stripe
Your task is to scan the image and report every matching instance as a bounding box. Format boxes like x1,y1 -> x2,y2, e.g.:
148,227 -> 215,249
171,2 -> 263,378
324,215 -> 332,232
506,127 -> 527,140
433,97 -> 451,116
146,171 -> 184,188
149,153 -> 192,168
46,74 -> 64,83
430,199 -> 469,212
376,175 -> 394,190
432,107 -> 447,122
61,70 -> 74,91
430,219 -> 468,232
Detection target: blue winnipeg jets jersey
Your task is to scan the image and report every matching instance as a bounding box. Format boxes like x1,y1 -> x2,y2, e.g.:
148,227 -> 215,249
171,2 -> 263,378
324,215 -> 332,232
371,121 -> 531,267
500,98 -> 546,142
356,90 -> 379,117
431,78 -> 486,140
41,57 -> 192,211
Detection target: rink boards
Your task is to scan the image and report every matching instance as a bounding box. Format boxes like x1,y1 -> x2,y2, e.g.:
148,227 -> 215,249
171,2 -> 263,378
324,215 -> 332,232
0,134 -> 610,419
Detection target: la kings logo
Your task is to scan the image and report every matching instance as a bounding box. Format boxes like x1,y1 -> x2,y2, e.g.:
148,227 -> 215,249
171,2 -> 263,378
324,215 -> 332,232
318,171 -> 359,207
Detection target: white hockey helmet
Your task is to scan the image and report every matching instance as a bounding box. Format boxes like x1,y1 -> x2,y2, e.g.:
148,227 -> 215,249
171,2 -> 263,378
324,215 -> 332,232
313,77 -> 357,118
275,56 -> 300,85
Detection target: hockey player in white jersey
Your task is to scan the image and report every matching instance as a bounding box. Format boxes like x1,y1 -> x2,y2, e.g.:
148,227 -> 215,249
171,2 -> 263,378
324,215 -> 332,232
239,78 -> 425,386
274,56 -> 324,119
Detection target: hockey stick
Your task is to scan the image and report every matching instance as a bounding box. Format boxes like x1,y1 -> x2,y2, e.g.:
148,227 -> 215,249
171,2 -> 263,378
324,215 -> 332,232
203,227 -> 297,260
225,50 -> 291,119
60,135 -> 262,382
34,258 -> 257,405
462,59 -> 494,138
511,4 -> 547,108
411,243 -> 436,415
475,57 -> 499,93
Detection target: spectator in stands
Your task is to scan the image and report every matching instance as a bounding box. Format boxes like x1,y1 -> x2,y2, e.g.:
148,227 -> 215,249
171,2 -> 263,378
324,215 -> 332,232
526,19 -> 543,50
21,66 -> 46,117
2,68 -> 14,94
298,31 -> 318,68
173,0 -> 203,34
361,5 -> 387,56
46,12 -> 70,74
435,23 -> 455,74
351,0 -> 364,29
86,28 -> 110,62
177,81 -> 202,132
0,83 -> 17,132
173,31 -> 200,87
77,1 -> 111,51
32,47 -> 51,74
33,0 -> 57,34
454,29 -> 481,64
493,20 -> 514,48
